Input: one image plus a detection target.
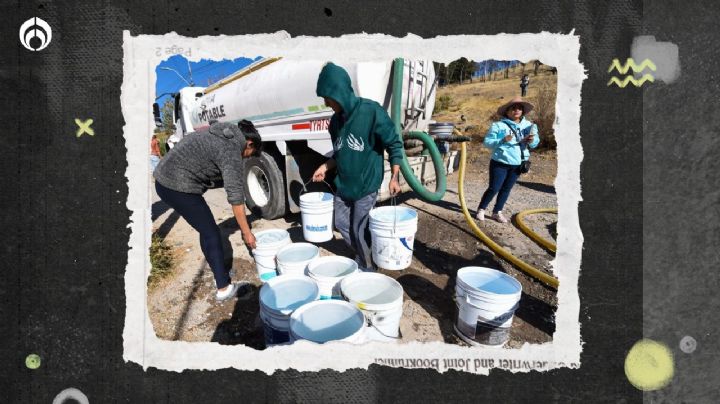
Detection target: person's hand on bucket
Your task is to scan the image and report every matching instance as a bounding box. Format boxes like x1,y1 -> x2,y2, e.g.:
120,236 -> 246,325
312,159 -> 336,182
388,165 -> 401,196
389,178 -> 401,196
312,165 -> 326,182
243,230 -> 257,250
232,204 -> 256,249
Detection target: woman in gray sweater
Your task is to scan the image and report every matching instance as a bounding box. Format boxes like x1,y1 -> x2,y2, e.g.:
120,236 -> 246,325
154,120 -> 261,301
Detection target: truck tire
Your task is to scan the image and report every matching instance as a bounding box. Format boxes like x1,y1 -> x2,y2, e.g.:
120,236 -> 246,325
244,151 -> 286,220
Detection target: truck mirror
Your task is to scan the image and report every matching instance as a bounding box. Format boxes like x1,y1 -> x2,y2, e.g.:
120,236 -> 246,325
152,103 -> 162,127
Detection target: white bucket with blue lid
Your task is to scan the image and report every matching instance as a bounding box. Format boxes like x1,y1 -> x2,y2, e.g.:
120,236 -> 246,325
252,229 -> 291,282
453,266 -> 522,346
340,272 -> 404,341
259,275 -> 319,347
299,190 -> 334,243
276,242 -> 320,276
289,300 -> 366,344
368,206 -> 418,270
306,256 -> 359,300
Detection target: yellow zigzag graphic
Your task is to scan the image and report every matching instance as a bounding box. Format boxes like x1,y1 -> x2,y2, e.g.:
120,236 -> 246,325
608,58 -> 657,74
607,74 -> 655,88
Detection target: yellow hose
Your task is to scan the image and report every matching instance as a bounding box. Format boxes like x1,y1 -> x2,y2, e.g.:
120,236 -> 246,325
515,209 -> 558,253
457,142 -> 559,289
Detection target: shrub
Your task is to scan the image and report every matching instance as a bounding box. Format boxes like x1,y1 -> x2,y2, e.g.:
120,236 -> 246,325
434,95 -> 453,114
532,81 -> 556,149
148,232 -> 175,288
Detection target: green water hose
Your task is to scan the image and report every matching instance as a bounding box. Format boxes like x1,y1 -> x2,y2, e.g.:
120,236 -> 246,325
392,58 -> 447,202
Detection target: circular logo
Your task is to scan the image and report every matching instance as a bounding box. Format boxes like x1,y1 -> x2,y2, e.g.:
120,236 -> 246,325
25,353 -> 41,369
19,17 -> 52,51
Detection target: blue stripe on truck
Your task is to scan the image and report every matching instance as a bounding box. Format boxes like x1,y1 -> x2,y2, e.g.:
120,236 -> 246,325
244,108 -> 306,122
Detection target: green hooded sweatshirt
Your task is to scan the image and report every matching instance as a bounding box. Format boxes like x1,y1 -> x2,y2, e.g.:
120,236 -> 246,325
316,63 -> 404,201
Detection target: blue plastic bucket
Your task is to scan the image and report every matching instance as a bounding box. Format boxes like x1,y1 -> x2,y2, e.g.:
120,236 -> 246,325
259,275 -> 319,347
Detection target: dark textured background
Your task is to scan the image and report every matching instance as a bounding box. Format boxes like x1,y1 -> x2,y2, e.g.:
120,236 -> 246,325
0,0 -> 707,402
642,2 -> 720,403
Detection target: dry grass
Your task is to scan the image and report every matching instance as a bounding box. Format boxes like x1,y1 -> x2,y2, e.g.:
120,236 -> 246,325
432,65 -> 557,157
148,231 -> 175,289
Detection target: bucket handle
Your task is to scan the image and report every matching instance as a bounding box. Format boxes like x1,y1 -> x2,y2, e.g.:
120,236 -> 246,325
391,196 -> 398,236
365,310 -> 402,340
301,178 -> 335,196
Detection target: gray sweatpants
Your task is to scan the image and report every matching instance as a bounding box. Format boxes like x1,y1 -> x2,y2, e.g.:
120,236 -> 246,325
334,192 -> 377,271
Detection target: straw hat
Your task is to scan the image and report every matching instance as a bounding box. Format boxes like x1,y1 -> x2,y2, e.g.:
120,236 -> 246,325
496,96 -> 534,117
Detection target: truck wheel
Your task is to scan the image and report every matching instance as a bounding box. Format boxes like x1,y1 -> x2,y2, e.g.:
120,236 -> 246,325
244,151 -> 286,219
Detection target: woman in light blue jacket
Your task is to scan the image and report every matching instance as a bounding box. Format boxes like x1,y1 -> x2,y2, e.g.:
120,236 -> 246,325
476,97 -> 539,223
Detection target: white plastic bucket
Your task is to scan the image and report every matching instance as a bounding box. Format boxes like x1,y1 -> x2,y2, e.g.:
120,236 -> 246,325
259,275 -> 319,347
299,192 -> 334,243
453,266 -> 522,347
307,256 -> 359,300
289,300 -> 366,344
276,243 -> 320,276
252,229 -> 291,282
369,206 -> 418,270
340,272 -> 404,342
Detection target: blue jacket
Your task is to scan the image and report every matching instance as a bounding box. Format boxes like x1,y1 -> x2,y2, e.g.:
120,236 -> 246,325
483,117 -> 539,166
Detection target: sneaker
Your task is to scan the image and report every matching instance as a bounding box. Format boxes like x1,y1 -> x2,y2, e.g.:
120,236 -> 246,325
492,211 -> 509,223
216,282 -> 241,301
475,209 -> 485,221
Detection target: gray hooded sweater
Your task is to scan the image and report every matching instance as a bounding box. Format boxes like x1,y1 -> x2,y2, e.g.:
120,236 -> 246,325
154,122 -> 247,205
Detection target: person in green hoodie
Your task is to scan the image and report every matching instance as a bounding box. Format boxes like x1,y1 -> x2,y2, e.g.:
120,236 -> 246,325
312,62 -> 403,271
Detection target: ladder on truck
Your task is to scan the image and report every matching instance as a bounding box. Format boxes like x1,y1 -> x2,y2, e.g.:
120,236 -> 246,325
404,60 -> 436,130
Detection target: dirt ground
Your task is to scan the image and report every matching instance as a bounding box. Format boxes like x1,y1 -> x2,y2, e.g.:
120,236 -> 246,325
148,148 -> 558,350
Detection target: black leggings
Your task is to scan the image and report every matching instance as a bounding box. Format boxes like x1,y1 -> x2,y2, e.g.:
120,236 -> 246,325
155,182 -> 230,289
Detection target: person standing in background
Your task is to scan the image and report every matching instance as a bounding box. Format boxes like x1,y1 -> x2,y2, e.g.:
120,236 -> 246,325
150,134 -> 162,173
520,74 -> 530,97
476,97 -> 539,223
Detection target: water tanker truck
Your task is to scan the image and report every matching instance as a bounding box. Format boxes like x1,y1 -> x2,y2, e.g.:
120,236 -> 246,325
155,57 -> 450,219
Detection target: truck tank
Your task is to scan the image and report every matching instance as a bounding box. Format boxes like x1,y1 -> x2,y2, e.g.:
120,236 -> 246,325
189,58 -> 436,152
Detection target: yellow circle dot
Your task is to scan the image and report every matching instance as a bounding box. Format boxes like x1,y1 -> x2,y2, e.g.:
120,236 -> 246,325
625,339 -> 674,391
25,354 -> 41,370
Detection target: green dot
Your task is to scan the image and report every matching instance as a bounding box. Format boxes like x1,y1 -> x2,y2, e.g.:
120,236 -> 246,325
25,354 -> 41,369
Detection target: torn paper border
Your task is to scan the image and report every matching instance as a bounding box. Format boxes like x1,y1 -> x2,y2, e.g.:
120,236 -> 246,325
121,31 -> 585,374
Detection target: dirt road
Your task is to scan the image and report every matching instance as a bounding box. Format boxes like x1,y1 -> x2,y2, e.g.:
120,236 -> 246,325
148,149 -> 558,349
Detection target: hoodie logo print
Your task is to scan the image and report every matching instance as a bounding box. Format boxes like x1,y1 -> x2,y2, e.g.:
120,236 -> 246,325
334,136 -> 343,151
347,132 -> 365,152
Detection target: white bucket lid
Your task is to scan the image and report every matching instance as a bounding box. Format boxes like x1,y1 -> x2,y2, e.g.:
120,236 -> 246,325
289,300 -> 365,343
254,229 -> 290,247
456,267 -> 522,301
369,206 -> 418,224
299,192 -> 334,204
259,275 -> 319,315
276,243 -> 320,264
340,272 -> 404,311
307,256 -> 358,279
